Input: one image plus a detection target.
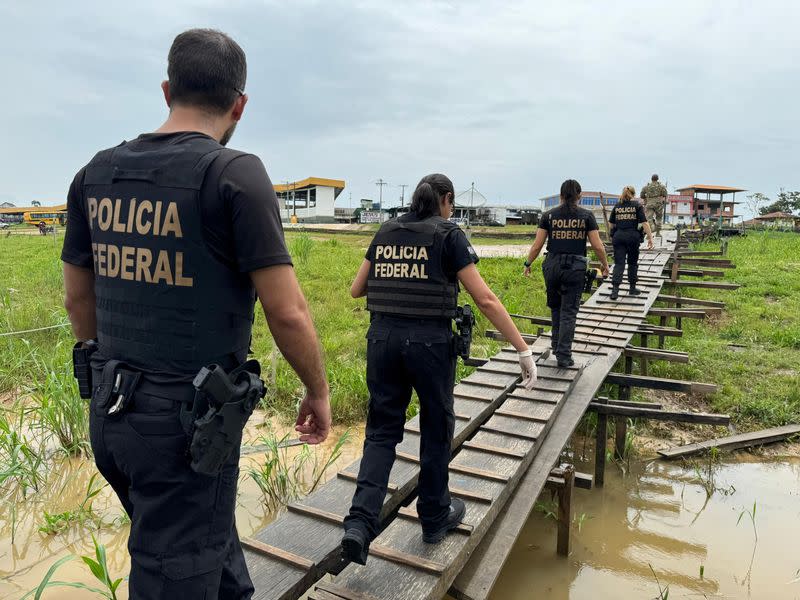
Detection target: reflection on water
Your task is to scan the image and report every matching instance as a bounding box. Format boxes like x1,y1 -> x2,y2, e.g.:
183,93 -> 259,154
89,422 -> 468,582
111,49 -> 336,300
0,415 -> 363,599
490,456 -> 800,600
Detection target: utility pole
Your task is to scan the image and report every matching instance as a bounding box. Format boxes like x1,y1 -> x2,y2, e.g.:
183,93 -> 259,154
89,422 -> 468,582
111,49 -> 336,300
375,179 -> 388,212
282,180 -> 291,222
468,181 -> 475,227
398,184 -> 408,209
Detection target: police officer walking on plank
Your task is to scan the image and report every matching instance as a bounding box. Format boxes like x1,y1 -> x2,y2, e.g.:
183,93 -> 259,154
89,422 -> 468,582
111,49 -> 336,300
61,29 -> 331,599
523,179 -> 610,368
641,173 -> 668,237
340,174 -> 537,564
608,186 -> 654,300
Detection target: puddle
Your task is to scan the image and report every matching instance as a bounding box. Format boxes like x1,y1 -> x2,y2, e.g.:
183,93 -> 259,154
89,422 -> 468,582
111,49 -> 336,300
0,412 -> 363,599
490,455 -> 800,599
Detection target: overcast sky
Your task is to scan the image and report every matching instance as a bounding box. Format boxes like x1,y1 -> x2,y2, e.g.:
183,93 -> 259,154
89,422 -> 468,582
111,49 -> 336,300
1,0 -> 798,216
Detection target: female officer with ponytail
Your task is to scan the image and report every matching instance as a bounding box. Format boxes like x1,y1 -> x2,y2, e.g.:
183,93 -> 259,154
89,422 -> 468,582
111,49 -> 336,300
341,173 -> 537,564
608,186 -> 654,300
523,179 -> 610,367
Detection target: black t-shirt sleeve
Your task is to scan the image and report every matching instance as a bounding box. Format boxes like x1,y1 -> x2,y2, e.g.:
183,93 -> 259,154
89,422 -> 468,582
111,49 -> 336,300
365,241 -> 376,261
540,212 -> 551,232
213,154 -> 293,273
60,168 -> 94,269
443,227 -> 479,276
585,212 -> 599,232
608,206 -> 617,224
636,204 -> 646,223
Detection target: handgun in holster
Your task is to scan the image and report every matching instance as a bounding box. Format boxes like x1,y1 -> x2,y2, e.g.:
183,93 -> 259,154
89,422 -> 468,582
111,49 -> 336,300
72,340 -> 98,399
454,304 -> 476,360
584,267 -> 605,294
189,359 -> 265,476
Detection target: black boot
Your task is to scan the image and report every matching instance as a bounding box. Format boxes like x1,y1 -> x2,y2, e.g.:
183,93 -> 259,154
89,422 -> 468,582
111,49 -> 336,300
610,285 -> 619,300
341,528 -> 369,565
422,498 -> 466,544
629,283 -> 641,296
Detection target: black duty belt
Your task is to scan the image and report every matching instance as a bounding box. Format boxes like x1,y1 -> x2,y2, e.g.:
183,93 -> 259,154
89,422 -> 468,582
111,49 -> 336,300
546,253 -> 588,266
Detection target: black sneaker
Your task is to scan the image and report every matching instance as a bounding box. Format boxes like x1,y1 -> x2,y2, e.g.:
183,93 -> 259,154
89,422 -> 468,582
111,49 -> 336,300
422,498 -> 466,544
629,286 -> 642,296
610,286 -> 619,300
341,528 -> 368,565
557,357 -> 575,368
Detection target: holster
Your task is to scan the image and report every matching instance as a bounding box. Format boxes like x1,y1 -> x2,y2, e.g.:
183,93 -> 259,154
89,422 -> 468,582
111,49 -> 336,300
189,359 -> 265,476
92,359 -> 142,419
72,340 -> 98,399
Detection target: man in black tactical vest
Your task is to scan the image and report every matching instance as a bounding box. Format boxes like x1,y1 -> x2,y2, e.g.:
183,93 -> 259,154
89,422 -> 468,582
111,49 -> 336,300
523,180 -> 610,367
62,29 -> 331,600
340,174 -> 537,565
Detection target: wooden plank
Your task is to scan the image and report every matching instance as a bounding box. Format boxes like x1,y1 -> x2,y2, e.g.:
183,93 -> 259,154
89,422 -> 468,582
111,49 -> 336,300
396,506 -> 473,536
656,294 -> 725,308
462,440 -> 526,459
338,471 -> 398,493
448,486 -> 494,505
287,503 -> 345,525
479,423 -> 538,441
315,582 -> 383,600
241,538 -> 314,571
495,408 -> 551,423
666,280 -> 740,290
368,543 -> 446,575
658,425 -> 800,459
541,332 -> 627,349
647,307 -> 714,318
587,403 -> 730,425
604,372 -> 717,394
673,257 -> 735,267
624,345 -> 689,363
448,462 -> 511,483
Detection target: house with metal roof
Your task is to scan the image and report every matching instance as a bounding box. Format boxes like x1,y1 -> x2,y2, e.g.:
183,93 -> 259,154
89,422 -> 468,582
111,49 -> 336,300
675,185 -> 745,225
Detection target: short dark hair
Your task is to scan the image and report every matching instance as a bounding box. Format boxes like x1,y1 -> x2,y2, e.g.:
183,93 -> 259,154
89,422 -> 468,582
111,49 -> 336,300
167,28 -> 247,114
651,174 -> 659,181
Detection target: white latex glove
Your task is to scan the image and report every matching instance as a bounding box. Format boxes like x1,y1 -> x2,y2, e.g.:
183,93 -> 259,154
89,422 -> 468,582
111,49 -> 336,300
518,349 -> 537,390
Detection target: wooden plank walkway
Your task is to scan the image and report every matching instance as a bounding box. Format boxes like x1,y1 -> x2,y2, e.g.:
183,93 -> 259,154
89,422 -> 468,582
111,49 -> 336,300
244,348 -> 550,599
320,236 -> 678,600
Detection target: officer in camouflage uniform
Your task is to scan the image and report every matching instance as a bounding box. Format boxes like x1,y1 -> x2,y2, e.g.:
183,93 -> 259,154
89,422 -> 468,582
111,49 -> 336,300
641,174 -> 668,236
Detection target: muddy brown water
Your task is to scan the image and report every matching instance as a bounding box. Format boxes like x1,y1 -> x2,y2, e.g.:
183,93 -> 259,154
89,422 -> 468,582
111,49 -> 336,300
3,428 -> 799,599
0,416 -> 364,599
489,455 -> 800,600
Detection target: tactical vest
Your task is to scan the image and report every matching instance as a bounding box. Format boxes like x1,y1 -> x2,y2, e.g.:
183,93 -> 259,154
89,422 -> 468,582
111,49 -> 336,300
612,201 -> 639,230
366,215 -> 459,319
82,136 -> 256,375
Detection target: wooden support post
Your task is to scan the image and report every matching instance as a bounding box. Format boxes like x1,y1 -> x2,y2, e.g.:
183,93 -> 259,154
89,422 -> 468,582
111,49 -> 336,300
614,416 -> 628,461
594,398 -> 608,487
556,465 -> 574,557
639,334 -> 649,376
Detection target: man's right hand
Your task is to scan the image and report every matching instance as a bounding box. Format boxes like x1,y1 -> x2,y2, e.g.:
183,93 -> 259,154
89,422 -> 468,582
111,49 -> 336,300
295,389 -> 331,444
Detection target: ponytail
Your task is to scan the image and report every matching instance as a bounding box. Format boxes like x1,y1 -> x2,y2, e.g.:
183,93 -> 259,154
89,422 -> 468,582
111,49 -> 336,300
410,173 -> 454,219
560,179 -> 581,213
619,185 -> 635,203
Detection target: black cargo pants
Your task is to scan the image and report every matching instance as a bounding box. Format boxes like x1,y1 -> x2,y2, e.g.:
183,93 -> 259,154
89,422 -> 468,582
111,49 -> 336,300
611,229 -> 640,288
89,363 -> 253,600
542,253 -> 586,363
344,315 -> 456,542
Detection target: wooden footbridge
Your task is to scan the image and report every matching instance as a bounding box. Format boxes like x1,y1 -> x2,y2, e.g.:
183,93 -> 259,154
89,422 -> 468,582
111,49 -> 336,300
243,232 -> 740,600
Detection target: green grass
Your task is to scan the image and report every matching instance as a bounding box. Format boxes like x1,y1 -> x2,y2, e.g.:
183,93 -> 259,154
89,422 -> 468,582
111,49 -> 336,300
644,232 -> 800,428
1,230 -> 799,430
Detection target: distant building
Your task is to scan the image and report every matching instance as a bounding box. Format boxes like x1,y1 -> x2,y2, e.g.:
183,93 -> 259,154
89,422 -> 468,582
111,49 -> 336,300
675,185 -> 745,225
743,212 -> 800,230
274,177 -> 345,223
539,191 -> 619,224
664,194 -> 694,224
0,202 -> 15,209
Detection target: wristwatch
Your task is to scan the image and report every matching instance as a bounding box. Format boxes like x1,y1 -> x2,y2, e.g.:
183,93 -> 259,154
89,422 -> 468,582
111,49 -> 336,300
523,260 -> 532,268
